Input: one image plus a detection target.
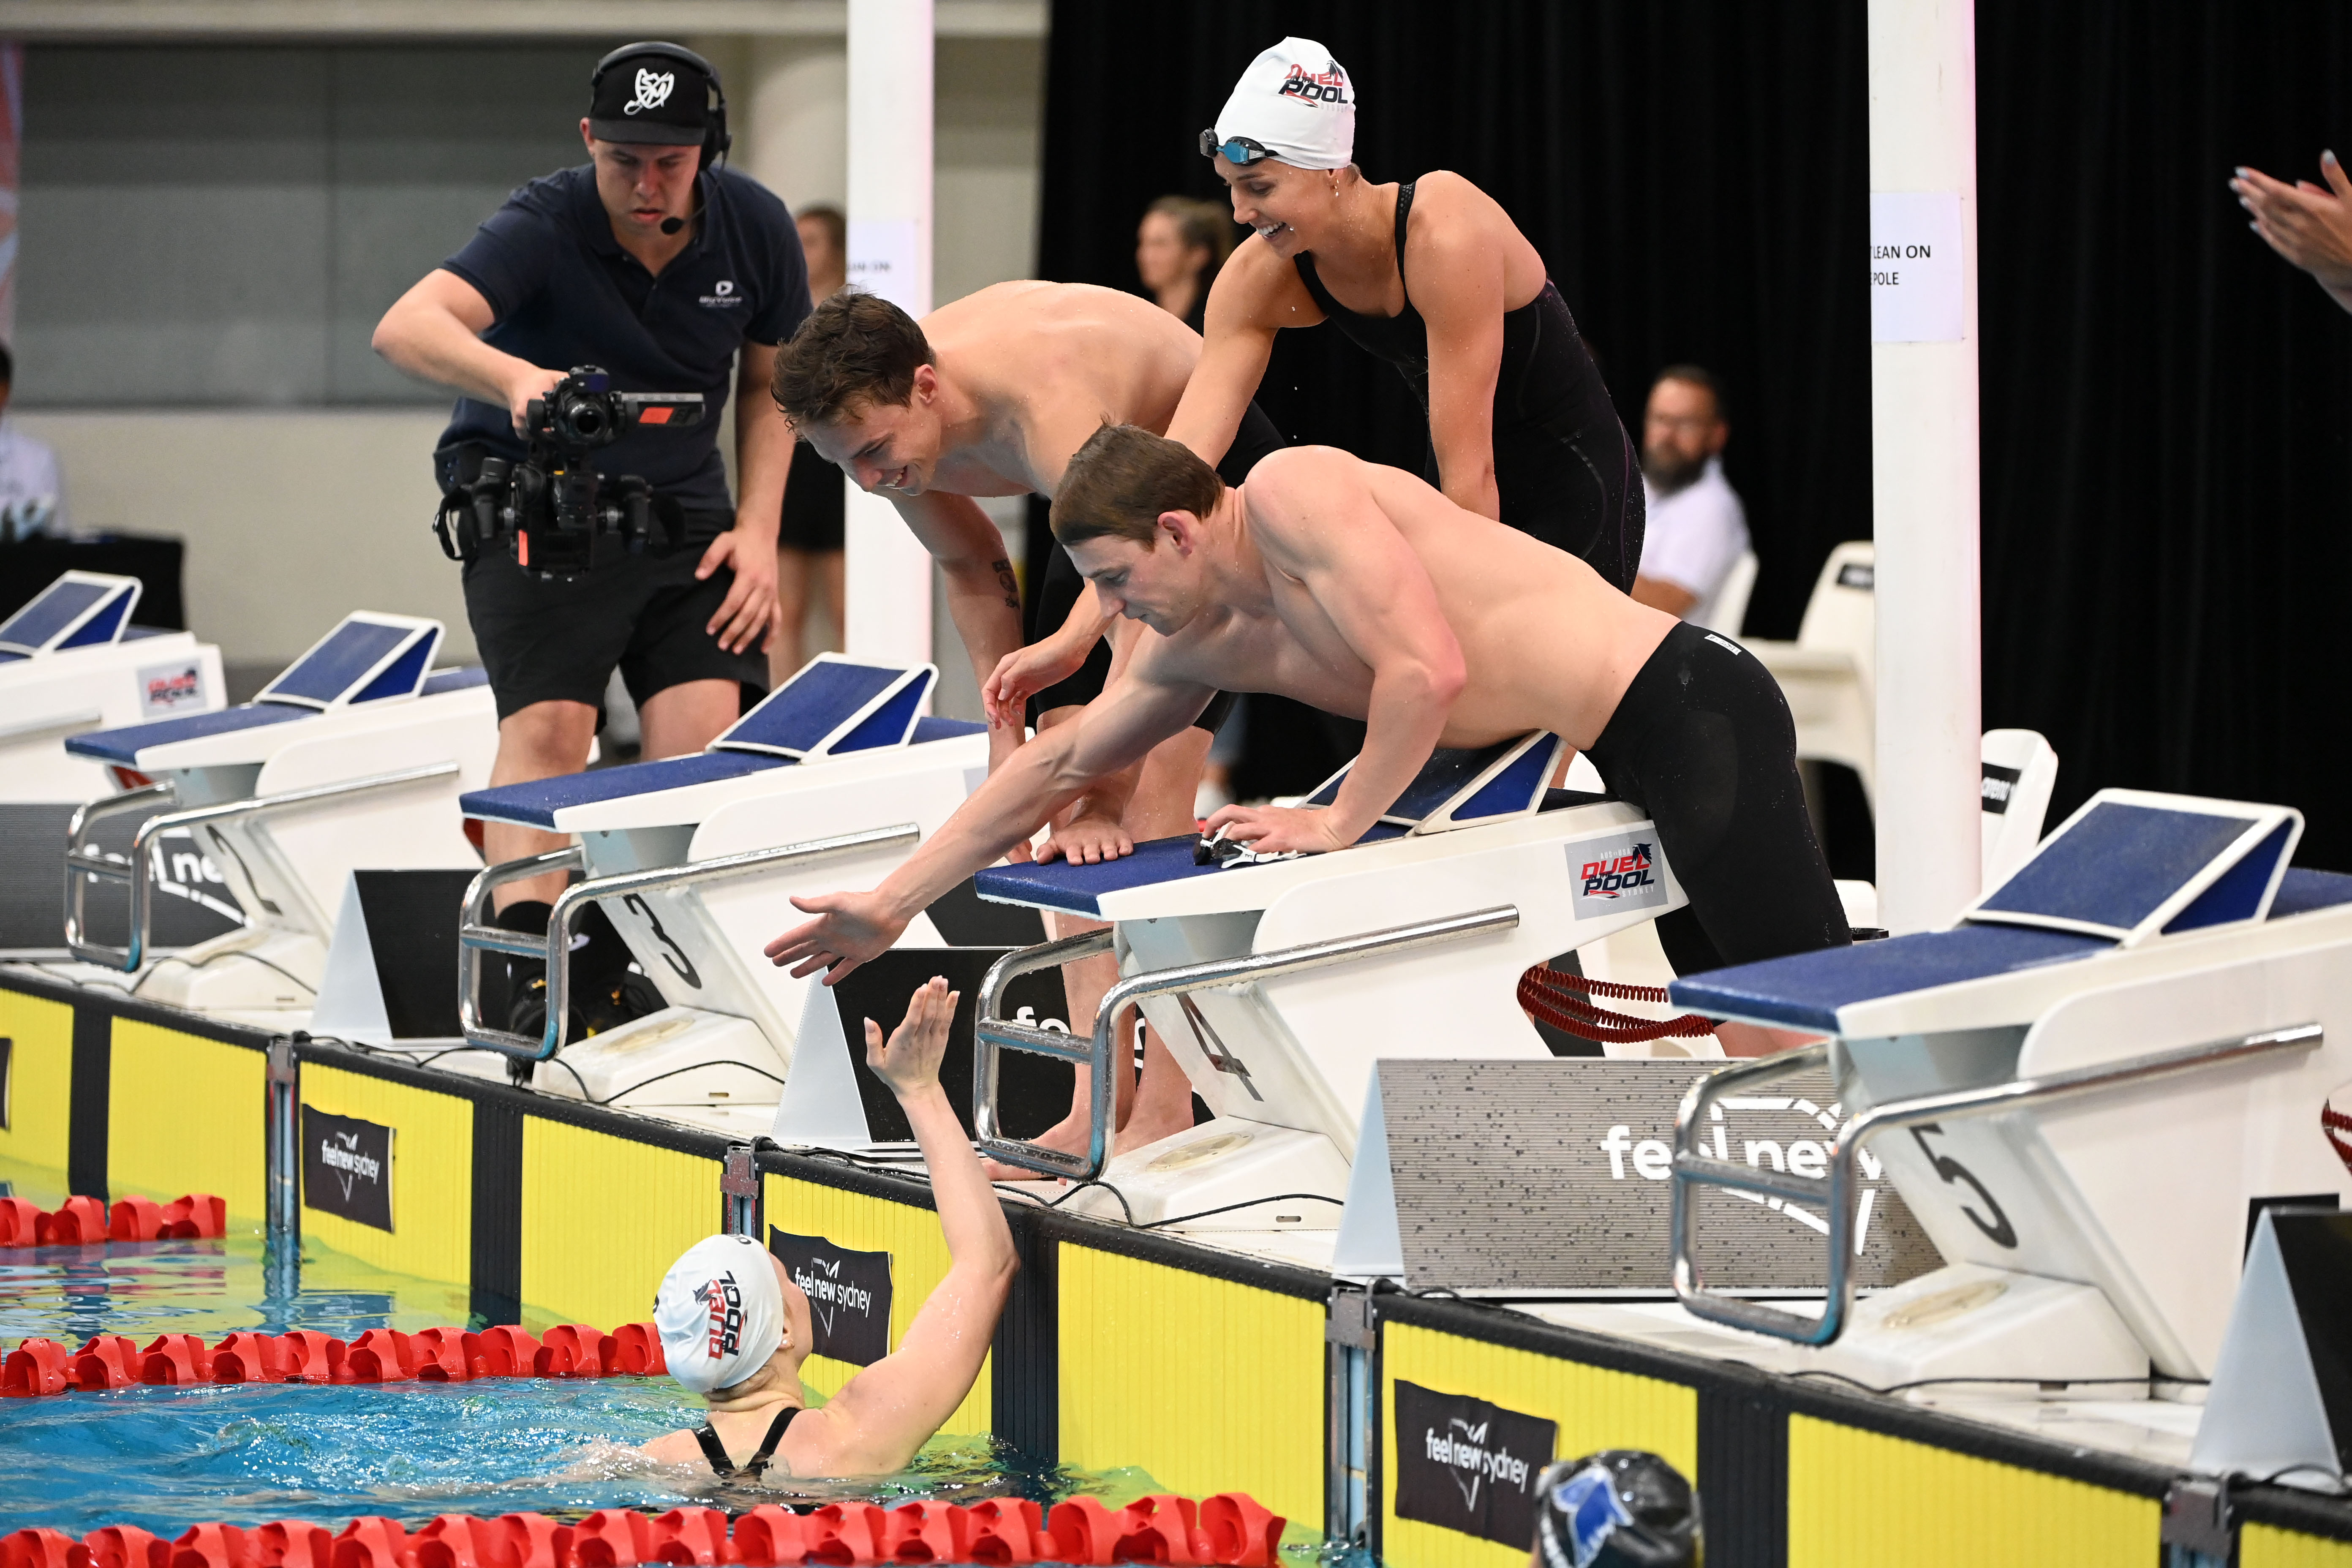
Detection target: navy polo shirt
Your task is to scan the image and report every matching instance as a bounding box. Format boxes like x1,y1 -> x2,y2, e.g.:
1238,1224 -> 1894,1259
436,163 -> 808,518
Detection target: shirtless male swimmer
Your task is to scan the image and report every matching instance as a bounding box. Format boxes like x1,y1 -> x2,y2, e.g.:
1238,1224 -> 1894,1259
768,425 -> 1851,1061
769,284 -> 1288,1157
642,978 -> 1013,1481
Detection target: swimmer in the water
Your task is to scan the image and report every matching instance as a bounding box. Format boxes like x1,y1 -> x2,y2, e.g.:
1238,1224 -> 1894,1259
773,426 -> 1848,1058
772,284 -> 1290,1163
640,979 -> 1013,1479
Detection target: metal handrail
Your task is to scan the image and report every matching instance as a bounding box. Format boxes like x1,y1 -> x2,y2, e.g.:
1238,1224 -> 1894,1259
1669,1021 -> 2324,1345
457,823 -> 920,1064
973,904 -> 1522,1181
63,763 -> 457,971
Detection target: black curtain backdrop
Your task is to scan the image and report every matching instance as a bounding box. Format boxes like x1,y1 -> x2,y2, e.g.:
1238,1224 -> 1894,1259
1039,2 -> 2352,867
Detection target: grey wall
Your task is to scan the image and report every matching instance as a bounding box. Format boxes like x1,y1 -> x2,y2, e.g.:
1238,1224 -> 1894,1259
17,43 -> 623,406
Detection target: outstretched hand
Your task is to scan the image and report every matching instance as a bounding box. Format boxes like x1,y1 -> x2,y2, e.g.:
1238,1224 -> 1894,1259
1201,802 -> 1354,857
2232,153 -> 2352,292
982,636 -> 1092,730
762,890 -> 908,983
863,976 -> 958,1099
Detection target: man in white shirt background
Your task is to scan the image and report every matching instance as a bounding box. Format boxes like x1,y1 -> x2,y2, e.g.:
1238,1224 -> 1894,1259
1630,365 -> 1746,630
0,343 -> 66,540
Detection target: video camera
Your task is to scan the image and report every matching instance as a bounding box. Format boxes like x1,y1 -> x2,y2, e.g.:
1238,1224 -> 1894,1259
435,366 -> 705,581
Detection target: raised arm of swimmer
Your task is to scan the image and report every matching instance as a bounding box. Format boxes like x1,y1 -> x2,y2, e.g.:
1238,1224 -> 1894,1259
642,979 -> 1015,1478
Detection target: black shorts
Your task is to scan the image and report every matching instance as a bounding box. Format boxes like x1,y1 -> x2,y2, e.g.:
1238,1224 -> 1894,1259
1583,621 -> 1850,976
462,522 -> 768,724
777,441 -> 845,553
1026,400 -> 1287,732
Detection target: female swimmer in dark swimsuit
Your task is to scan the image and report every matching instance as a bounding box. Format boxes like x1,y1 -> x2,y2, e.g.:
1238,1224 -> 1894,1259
1170,41 -> 1643,591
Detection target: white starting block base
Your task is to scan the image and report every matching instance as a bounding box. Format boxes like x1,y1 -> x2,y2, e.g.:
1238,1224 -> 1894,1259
1533,1262 -> 2147,1394
528,1006 -> 783,1123
122,926 -> 326,1017
1048,1116 -> 1353,1232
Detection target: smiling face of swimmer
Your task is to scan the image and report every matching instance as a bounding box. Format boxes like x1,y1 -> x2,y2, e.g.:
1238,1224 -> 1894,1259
1214,156 -> 1346,259
797,367 -> 949,499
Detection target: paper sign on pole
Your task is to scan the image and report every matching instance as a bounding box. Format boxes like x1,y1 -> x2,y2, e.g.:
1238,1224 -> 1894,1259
1870,191 -> 1965,343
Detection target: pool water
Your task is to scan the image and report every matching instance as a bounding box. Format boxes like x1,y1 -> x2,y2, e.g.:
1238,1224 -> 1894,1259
0,1164 -> 1160,1539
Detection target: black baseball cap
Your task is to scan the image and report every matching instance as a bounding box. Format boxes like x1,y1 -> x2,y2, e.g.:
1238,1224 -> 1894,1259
588,44 -> 715,147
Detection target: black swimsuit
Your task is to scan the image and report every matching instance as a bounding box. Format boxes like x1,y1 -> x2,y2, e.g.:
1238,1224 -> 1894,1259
1293,180 -> 1644,593
694,1403 -> 800,1479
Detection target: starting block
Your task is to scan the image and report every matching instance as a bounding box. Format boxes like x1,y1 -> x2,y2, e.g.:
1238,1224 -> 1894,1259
1655,787 -> 2352,1396
969,734 -> 1693,1230
55,612 -> 497,1018
453,654 -> 989,1135
0,573 -> 223,803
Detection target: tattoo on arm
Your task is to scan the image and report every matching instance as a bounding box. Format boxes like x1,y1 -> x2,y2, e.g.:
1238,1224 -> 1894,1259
992,559 -> 1020,611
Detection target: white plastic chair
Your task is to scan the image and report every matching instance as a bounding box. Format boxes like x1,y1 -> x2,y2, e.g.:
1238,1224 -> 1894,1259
1979,728 -> 2059,887
1748,541 -> 1876,800
1693,549 -> 1759,637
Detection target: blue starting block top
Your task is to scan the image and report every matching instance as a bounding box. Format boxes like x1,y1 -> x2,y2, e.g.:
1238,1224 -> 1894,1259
458,714 -> 985,829
0,572 -> 141,659
977,824 -> 1414,917
257,613 -> 441,710
1669,787 -> 2338,1032
1671,869 -> 2352,1034
65,664 -> 489,765
715,655 -> 936,760
1306,732 -> 1564,833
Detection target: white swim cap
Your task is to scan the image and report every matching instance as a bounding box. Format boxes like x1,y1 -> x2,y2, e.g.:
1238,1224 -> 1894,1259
1209,37 -> 1356,172
654,1233 -> 786,1396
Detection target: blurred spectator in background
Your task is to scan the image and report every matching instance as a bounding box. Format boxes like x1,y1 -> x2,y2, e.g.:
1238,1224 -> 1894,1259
1135,196 -> 1233,335
2230,150 -> 2352,315
0,343 -> 66,541
1632,365 -> 1748,630
1138,195 -> 1244,811
773,203 -> 849,683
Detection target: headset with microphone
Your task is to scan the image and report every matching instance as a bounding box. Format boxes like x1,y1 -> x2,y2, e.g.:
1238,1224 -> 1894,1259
589,41 -> 731,234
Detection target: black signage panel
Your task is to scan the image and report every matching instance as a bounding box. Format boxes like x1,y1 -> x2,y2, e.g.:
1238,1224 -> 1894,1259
301,1105 -> 393,1232
769,1228 -> 893,1367
1392,1379 -> 1557,1549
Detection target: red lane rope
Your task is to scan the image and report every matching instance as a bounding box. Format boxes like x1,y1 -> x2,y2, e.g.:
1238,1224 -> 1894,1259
0,1491 -> 1290,1568
1517,964 -> 1718,1044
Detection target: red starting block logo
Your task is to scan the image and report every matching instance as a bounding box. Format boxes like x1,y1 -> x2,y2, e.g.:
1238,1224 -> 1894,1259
136,660 -> 209,717
1568,834 -> 1670,918
1581,842 -> 1657,898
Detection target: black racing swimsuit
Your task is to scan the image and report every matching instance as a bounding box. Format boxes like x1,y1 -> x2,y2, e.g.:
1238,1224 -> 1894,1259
1293,180 -> 1644,593
1583,621 -> 1851,976
694,1403 -> 800,1479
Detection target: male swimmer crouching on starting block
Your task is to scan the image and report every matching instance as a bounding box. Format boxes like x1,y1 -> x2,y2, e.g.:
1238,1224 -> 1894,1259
642,979 -> 1013,1480
766,427 -> 1849,1057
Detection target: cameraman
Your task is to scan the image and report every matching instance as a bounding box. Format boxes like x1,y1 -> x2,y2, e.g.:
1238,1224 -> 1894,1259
373,44 -> 806,1020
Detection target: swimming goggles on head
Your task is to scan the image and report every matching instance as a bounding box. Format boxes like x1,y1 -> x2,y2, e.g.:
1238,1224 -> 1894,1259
1199,131 -> 1281,166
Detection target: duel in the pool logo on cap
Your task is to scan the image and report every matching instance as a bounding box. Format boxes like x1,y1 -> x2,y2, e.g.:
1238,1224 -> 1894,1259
299,1105 -> 393,1232
770,1228 -> 893,1367
692,1272 -> 746,1358
1569,833 -> 1668,918
1277,60 -> 1351,105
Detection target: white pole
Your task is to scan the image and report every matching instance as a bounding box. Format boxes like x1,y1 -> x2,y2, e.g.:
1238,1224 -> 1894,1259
842,0 -> 935,667
1868,0 -> 1981,932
